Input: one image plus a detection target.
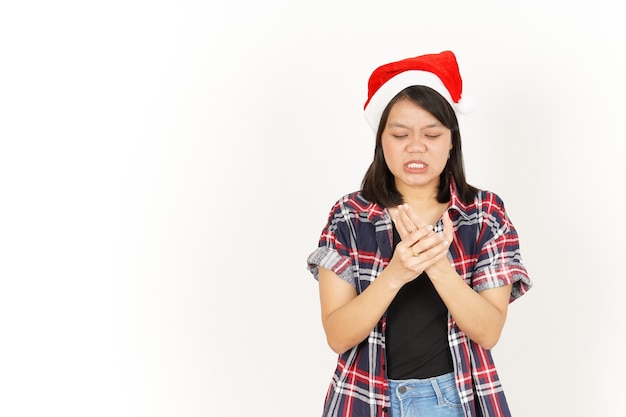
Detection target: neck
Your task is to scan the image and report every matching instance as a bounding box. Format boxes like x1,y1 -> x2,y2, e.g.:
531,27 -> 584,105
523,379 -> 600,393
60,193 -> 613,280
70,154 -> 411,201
404,194 -> 440,212
401,187 -> 448,226
397,183 -> 440,208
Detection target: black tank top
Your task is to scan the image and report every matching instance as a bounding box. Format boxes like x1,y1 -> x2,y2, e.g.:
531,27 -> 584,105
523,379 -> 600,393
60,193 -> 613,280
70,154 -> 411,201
385,224 -> 453,379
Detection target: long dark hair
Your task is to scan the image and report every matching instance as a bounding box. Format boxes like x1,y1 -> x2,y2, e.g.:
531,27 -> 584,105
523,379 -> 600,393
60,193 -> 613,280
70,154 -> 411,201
361,85 -> 478,207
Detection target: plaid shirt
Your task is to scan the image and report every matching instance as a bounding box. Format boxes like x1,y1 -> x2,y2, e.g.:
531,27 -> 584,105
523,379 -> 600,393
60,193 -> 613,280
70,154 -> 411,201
307,179 -> 532,417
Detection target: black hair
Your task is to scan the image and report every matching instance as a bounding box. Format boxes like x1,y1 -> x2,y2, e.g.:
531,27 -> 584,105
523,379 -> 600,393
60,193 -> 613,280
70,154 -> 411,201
361,85 -> 478,207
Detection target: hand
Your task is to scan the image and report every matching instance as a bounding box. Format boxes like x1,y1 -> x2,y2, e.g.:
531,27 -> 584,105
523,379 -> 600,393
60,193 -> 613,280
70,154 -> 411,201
387,205 -> 452,285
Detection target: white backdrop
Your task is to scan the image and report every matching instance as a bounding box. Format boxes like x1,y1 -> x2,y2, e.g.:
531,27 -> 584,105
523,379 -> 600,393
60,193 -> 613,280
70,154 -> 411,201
1,1 -> 624,416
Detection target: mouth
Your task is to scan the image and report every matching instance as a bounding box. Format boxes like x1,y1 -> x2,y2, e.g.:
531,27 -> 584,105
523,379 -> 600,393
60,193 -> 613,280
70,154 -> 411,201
406,162 -> 426,169
404,160 -> 428,174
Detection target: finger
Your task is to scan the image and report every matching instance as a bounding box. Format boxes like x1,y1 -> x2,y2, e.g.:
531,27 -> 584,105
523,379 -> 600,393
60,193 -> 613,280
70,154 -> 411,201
401,204 -> 428,231
392,218 -> 411,243
409,236 -> 450,265
408,228 -> 444,256
392,209 -> 413,242
396,205 -> 427,241
441,210 -> 454,245
416,247 -> 450,271
403,224 -> 435,248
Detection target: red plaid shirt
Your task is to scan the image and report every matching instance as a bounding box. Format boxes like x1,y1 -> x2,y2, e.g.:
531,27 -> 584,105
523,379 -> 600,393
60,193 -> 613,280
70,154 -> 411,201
307,179 -> 532,417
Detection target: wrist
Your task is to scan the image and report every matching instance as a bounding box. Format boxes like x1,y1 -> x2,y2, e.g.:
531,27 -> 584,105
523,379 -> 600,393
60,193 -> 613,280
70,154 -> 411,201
379,264 -> 410,291
425,258 -> 455,282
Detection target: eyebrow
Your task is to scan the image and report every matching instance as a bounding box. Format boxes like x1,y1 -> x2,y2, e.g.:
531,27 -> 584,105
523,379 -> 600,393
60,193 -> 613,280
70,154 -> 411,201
387,121 -> 408,128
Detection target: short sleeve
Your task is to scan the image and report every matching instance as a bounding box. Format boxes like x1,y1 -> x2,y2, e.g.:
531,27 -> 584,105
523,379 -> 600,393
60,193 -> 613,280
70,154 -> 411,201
306,198 -> 357,287
471,194 -> 532,302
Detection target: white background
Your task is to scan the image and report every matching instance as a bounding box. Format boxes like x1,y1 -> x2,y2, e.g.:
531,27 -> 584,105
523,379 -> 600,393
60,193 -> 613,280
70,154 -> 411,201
1,1 -> 624,416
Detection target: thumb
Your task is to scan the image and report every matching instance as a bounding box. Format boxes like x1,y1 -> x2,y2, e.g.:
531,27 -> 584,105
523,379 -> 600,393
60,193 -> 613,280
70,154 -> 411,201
442,210 -> 455,244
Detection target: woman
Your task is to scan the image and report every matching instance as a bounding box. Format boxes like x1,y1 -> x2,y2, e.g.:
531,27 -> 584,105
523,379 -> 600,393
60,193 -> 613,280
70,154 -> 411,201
307,51 -> 532,417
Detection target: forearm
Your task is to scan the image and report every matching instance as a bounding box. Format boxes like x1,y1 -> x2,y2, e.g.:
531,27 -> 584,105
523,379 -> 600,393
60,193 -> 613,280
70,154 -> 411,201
321,267 -> 403,354
426,263 -> 509,349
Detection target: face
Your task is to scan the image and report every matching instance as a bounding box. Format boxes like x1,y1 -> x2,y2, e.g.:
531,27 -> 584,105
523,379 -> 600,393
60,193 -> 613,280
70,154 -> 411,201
381,98 -> 453,195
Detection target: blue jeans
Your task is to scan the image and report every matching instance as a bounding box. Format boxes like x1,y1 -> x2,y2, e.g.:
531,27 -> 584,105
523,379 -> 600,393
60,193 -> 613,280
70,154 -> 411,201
388,372 -> 464,417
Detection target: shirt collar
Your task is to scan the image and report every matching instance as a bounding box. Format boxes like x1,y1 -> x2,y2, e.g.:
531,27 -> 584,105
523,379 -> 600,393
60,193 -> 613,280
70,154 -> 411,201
361,175 -> 474,223
448,176 -> 472,221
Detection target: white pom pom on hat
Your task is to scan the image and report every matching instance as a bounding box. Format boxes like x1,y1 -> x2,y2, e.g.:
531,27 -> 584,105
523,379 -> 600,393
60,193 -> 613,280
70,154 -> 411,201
453,94 -> 476,115
363,50 -> 475,132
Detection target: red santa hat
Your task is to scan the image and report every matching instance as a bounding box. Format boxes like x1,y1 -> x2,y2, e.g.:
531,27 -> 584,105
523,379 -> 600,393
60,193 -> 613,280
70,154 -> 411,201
363,50 -> 473,132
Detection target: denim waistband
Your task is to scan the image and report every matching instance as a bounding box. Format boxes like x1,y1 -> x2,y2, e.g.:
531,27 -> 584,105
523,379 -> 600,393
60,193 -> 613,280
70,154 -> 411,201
388,371 -> 456,396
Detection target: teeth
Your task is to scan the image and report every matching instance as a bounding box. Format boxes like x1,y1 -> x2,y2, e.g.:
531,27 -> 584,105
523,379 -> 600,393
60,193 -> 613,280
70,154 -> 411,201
407,163 -> 425,168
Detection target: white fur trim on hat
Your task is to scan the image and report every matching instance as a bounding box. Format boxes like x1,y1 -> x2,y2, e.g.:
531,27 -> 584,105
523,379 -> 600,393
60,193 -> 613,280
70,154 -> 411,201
363,70 -> 454,132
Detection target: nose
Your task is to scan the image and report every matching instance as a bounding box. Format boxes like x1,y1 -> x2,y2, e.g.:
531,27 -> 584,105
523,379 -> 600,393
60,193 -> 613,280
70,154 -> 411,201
406,135 -> 426,152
